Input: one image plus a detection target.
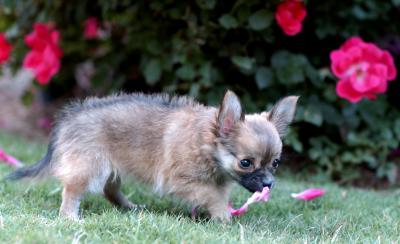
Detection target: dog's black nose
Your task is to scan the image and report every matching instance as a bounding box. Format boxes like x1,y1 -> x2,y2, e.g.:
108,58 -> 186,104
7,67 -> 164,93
262,179 -> 274,189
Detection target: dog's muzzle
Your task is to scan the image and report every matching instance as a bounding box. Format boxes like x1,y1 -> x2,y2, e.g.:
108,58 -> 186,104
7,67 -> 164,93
239,169 -> 275,193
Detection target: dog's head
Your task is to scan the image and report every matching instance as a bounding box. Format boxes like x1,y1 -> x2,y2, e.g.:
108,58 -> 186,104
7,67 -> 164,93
214,90 -> 298,193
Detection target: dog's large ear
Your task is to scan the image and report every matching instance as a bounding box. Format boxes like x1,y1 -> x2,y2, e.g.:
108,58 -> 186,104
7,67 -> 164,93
266,96 -> 299,137
217,90 -> 244,137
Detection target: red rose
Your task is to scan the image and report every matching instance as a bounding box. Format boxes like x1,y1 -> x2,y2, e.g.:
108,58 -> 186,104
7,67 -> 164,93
0,33 -> 12,64
84,17 -> 99,39
23,23 -> 63,85
275,0 -> 307,36
330,37 -> 397,103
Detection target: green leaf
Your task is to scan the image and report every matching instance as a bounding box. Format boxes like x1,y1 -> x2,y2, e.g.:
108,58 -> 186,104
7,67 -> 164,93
301,105 -> 323,126
143,59 -> 162,85
271,51 -> 308,85
189,83 -> 200,97
286,128 -> 303,153
248,10 -> 273,31
255,66 -> 273,90
196,0 -> 216,9
237,7 -> 251,24
319,103 -> 341,125
199,62 -> 215,87
176,64 -> 196,80
22,90 -> 34,106
394,119 -> 400,138
218,14 -> 238,29
146,40 -> 162,56
377,163 -> 398,184
231,56 -> 254,71
393,0 -> 400,7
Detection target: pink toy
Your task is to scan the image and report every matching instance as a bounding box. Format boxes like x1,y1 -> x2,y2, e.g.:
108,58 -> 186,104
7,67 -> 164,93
228,186 -> 270,216
291,188 -> 325,200
0,148 -> 23,168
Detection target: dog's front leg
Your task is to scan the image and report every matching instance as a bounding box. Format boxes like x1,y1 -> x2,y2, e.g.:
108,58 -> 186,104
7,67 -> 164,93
194,184 -> 232,223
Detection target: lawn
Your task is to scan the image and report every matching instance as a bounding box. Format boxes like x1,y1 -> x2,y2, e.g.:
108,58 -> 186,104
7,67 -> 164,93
0,131 -> 399,243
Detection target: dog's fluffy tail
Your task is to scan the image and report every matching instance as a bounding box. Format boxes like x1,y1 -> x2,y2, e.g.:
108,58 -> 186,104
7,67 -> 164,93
5,143 -> 54,181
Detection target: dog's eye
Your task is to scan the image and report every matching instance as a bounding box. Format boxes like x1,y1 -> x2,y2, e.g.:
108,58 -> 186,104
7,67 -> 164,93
239,159 -> 252,169
272,159 -> 280,168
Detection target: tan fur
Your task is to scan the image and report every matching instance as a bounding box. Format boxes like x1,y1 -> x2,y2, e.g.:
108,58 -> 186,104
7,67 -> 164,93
16,92 -> 298,222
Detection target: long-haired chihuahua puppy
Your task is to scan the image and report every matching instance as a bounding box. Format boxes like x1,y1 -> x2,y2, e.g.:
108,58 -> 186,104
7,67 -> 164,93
8,91 -> 298,222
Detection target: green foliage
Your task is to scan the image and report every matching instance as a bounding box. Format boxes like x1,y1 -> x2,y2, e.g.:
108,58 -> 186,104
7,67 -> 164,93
248,10 -> 273,31
218,14 -> 238,29
1,0 -> 400,184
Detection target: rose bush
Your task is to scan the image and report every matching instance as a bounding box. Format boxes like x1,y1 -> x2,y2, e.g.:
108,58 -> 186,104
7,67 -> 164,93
0,0 -> 399,185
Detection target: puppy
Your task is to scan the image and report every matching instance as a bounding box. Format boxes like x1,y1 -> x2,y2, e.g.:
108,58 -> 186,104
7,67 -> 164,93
8,91 -> 298,222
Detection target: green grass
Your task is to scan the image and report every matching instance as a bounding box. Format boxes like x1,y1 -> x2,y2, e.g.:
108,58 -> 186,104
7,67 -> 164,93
0,131 -> 399,243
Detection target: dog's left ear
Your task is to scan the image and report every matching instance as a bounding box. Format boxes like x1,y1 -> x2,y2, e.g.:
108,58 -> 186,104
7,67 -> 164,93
217,90 -> 244,137
265,96 -> 299,137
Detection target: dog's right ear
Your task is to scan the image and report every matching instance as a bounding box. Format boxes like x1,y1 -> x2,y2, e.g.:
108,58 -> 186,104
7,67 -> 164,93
266,96 -> 299,137
217,90 -> 244,137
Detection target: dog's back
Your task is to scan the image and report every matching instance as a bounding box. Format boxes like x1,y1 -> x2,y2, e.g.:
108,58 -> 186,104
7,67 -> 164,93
10,92 -> 217,188
52,93 -> 209,187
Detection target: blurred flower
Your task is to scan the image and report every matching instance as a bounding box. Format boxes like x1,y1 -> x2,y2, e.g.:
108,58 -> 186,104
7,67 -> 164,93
330,37 -> 397,103
24,46 -> 61,85
228,186 -> 269,216
37,116 -> 53,130
23,23 -> 63,85
0,147 -> 23,168
24,23 -> 63,57
84,17 -> 100,39
0,33 -> 12,64
275,0 -> 307,36
291,188 -> 325,200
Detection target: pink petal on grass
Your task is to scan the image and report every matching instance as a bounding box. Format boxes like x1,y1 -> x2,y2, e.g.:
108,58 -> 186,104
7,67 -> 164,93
229,186 -> 270,216
291,188 -> 325,201
0,148 -> 23,168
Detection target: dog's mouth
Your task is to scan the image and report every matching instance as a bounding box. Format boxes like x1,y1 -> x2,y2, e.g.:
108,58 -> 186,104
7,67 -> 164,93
238,170 -> 274,193
239,176 -> 265,193
240,182 -> 264,193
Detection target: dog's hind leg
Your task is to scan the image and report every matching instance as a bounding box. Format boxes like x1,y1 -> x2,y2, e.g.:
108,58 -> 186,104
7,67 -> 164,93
56,156 -> 94,220
103,173 -> 143,211
60,182 -> 87,220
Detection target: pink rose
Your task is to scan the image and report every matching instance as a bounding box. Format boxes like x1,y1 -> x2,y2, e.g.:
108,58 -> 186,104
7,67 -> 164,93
23,23 -> 63,85
84,17 -> 99,39
275,0 -> 307,36
330,37 -> 397,103
24,23 -> 63,58
24,46 -> 61,85
0,33 -> 12,64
